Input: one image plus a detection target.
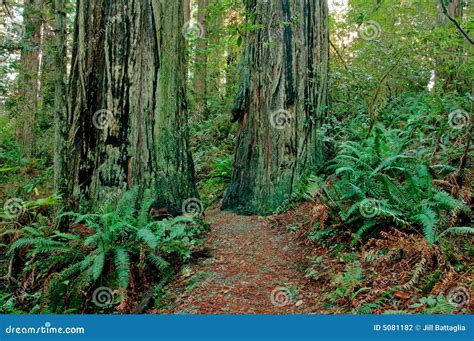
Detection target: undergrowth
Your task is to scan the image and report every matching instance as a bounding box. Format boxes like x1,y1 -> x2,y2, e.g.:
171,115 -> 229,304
279,92 -> 473,314
0,188 -> 208,314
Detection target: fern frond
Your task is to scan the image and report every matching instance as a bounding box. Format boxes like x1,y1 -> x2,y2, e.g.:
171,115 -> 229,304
137,189 -> 154,228
147,253 -> 170,271
432,191 -> 466,211
439,226 -> 474,238
91,250 -> 105,281
137,228 -> 158,249
352,220 -> 378,245
413,206 -> 437,245
114,247 -> 130,288
115,186 -> 138,220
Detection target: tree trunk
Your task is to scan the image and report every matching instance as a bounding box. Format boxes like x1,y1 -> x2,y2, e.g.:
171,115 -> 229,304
222,0 -> 329,215
183,0 -> 191,23
20,0 -> 43,158
435,0 -> 467,91
194,0 -> 208,117
61,0 -> 197,214
53,0 -> 68,191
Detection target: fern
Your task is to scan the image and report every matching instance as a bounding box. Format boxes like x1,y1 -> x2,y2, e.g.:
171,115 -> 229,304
137,227 -> 158,249
352,220 -> 378,245
91,251 -> 105,281
414,206 -> 437,245
7,187 -> 206,313
114,247 -> 130,288
305,123 -> 471,246
439,226 -> 474,237
147,253 -> 170,271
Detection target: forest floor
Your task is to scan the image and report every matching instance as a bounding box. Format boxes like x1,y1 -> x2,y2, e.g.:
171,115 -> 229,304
158,209 -> 330,314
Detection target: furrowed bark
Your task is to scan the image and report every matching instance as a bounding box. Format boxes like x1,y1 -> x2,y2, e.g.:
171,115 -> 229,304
152,0 -> 198,214
223,0 -> 329,215
62,0 -> 197,213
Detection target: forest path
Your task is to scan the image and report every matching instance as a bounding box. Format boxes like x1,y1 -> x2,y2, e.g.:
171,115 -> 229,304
161,209 -> 327,314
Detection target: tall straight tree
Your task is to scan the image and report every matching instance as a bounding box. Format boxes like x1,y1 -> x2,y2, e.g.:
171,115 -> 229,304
222,0 -> 329,215
20,0 -> 43,158
61,0 -> 197,213
194,0 -> 208,117
53,0 -> 67,190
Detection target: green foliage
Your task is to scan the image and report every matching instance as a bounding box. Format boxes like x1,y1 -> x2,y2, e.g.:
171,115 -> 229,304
197,152 -> 235,208
2,188 -> 207,313
307,121 -> 471,245
321,0 -> 473,248
409,294 -> 455,314
327,261 -> 365,302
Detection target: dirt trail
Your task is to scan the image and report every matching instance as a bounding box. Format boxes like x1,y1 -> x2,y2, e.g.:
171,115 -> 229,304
163,209 -> 327,314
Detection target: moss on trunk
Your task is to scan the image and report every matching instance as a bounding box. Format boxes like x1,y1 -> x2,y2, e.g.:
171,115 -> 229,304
62,0 -> 197,213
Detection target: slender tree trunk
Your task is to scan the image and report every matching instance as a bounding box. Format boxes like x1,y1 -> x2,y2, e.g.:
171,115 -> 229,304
222,0 -> 329,215
62,0 -> 197,213
435,0 -> 467,91
54,0 -> 67,191
20,0 -> 43,158
183,0 -> 191,23
194,0 -> 208,117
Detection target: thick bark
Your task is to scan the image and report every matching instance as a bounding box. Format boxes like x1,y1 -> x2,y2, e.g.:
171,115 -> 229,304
152,0 -> 198,214
222,0 -> 329,215
62,0 -> 197,213
20,0 -> 43,158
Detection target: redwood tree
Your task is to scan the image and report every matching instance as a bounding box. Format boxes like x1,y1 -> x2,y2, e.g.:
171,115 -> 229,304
194,0 -> 209,117
60,0 -> 197,213
222,0 -> 329,215
20,0 -> 43,158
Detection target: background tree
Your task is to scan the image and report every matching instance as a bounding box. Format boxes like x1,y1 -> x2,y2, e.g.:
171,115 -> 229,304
184,0 -> 191,22
435,0 -> 472,92
194,0 -> 209,117
61,0 -> 197,212
20,0 -> 43,158
222,0 -> 330,215
53,0 -> 68,190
